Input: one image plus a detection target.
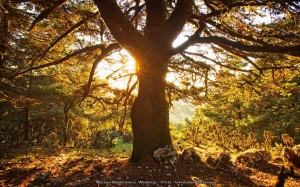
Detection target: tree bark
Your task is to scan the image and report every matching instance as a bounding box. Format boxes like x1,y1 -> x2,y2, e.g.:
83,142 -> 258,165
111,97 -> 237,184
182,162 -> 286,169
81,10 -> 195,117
130,58 -> 172,162
94,0 -> 193,162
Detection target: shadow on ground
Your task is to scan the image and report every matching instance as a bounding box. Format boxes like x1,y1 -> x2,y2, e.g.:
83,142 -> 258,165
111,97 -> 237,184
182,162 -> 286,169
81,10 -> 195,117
1,147 -> 300,187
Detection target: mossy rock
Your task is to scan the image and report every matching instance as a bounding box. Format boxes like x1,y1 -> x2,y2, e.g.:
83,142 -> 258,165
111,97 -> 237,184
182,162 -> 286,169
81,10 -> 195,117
215,152 -> 232,168
181,148 -> 202,164
282,145 -> 300,168
235,149 -> 271,167
205,155 -> 216,167
153,145 -> 178,165
111,131 -> 121,138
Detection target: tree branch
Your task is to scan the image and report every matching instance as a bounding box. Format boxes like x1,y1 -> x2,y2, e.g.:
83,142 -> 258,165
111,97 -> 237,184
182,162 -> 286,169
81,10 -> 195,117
120,75 -> 138,129
214,42 -> 262,72
157,0 -> 193,48
145,0 -> 166,30
28,0 -> 67,31
180,53 -> 210,70
31,12 -> 99,66
93,0 -> 145,56
128,3 -> 145,24
201,36 -> 300,55
205,19 -> 268,46
182,51 -> 253,73
168,36 -> 300,57
81,43 -> 121,103
13,44 -> 109,78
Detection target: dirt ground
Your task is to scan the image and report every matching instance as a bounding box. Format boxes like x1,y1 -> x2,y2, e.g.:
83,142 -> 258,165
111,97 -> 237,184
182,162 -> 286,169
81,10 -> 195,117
0,145 -> 300,187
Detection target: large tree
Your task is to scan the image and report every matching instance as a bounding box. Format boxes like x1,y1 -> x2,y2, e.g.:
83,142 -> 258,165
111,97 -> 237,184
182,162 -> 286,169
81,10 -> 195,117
94,0 -> 193,161
94,0 -> 300,162
1,0 -> 300,161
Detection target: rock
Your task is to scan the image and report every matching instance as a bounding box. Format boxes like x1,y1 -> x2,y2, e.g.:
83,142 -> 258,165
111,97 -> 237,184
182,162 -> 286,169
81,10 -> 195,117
205,156 -> 216,166
215,153 -> 232,168
282,145 -> 300,168
153,145 -> 178,165
235,149 -> 271,167
111,131 -> 121,138
33,173 -> 43,181
42,171 -> 52,180
73,181 -> 82,186
33,171 -> 52,182
122,132 -> 133,143
19,168 -> 28,173
81,178 -> 90,183
216,153 -> 230,163
181,148 -> 202,164
52,178 -> 62,183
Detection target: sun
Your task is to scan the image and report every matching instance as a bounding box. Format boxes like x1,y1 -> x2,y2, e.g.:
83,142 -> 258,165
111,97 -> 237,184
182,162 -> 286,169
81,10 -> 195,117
95,49 -> 137,89
95,49 -> 180,89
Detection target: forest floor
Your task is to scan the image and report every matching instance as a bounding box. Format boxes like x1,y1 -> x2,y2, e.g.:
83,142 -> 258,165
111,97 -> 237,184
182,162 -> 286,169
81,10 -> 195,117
0,142 -> 300,187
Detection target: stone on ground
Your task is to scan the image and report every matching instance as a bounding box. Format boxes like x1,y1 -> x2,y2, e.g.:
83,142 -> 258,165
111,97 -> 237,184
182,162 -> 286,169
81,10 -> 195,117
235,149 -> 271,167
181,147 -> 202,164
215,152 -> 232,168
153,145 -> 178,165
282,145 -> 300,168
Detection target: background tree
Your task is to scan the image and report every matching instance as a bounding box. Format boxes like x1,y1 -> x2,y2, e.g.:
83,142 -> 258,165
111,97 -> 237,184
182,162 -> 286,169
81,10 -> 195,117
194,60 -> 300,148
0,0 -> 300,161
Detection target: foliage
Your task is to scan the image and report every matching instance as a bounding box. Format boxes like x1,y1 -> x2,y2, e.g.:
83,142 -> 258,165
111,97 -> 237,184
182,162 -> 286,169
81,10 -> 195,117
1,0 -> 300,160
186,62 -> 300,151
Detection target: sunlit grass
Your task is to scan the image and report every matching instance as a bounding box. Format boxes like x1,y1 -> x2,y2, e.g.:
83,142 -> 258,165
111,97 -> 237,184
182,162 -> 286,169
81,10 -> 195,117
111,138 -> 133,158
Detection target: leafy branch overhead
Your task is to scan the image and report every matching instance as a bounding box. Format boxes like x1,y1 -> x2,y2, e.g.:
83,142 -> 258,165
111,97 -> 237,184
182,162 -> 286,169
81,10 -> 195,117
28,0 -> 68,31
4,0 -> 299,84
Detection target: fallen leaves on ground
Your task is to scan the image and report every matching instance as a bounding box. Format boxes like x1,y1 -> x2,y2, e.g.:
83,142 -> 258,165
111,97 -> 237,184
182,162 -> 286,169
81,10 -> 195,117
0,145 -> 300,187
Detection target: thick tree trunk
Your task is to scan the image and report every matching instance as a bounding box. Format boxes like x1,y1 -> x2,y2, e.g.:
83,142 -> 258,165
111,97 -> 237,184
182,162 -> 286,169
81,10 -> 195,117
94,0 -> 193,163
130,59 -> 172,162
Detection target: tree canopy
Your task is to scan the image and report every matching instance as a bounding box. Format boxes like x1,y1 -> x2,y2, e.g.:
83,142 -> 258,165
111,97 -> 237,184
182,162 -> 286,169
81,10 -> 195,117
1,0 -> 300,161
